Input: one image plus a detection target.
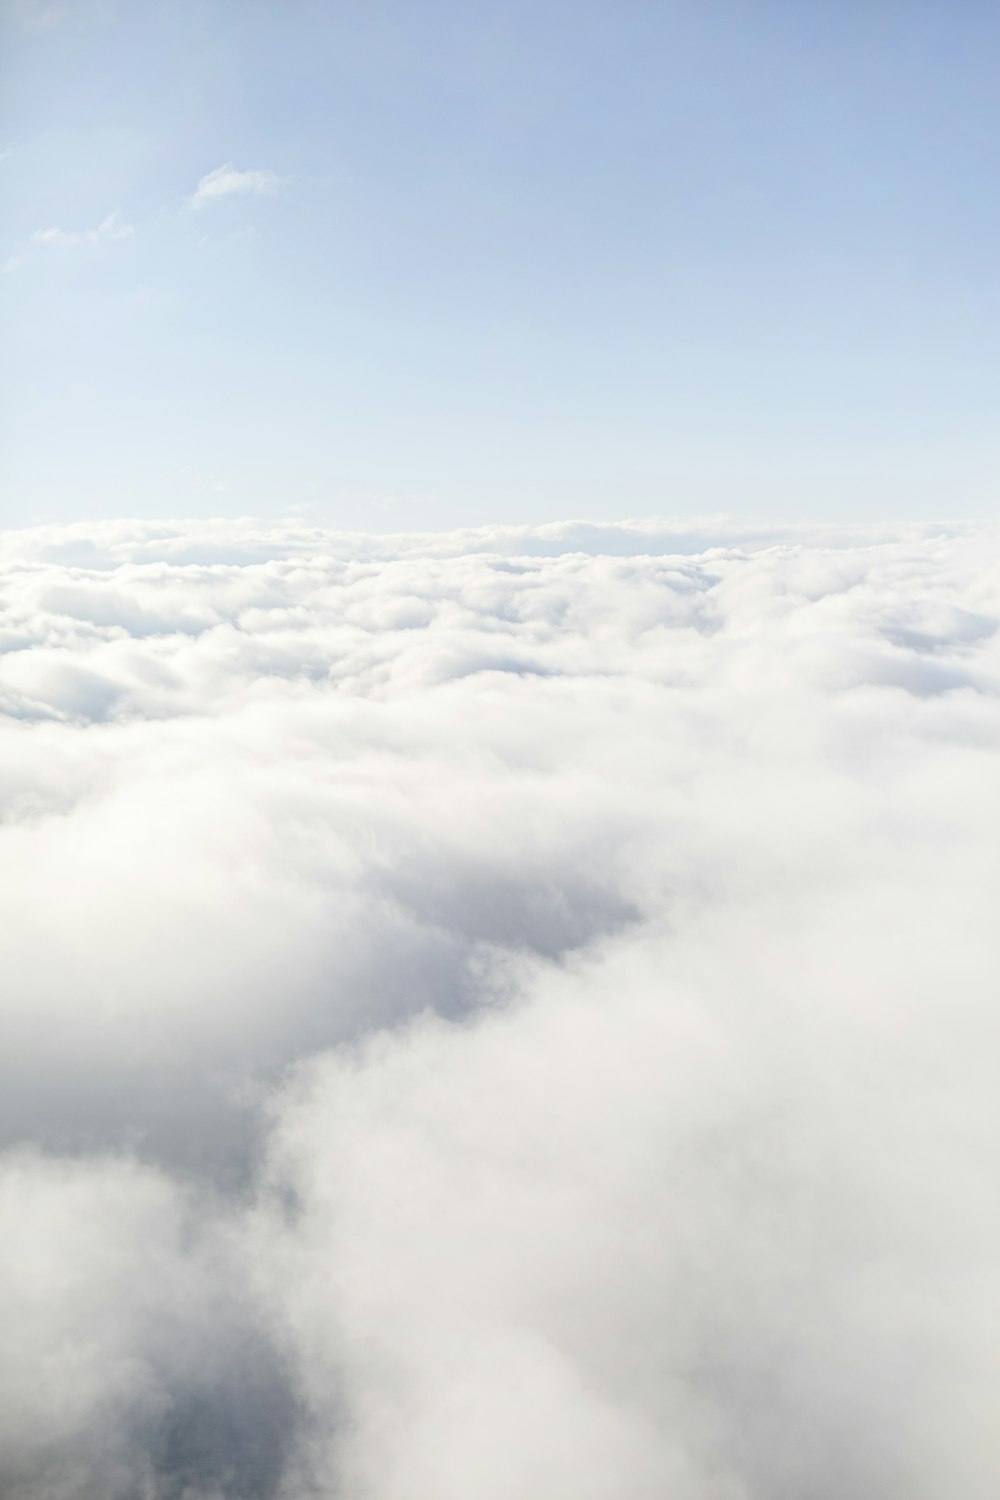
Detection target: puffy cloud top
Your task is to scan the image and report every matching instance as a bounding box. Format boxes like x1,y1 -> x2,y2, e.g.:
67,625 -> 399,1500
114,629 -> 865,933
2,519 -> 998,1498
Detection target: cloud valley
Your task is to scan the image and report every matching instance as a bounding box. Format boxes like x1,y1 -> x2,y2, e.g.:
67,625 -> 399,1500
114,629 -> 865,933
1,519 -> 998,1499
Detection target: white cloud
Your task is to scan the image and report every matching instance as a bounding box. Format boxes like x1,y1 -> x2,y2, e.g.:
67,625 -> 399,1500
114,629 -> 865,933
30,209 -> 133,248
189,162 -> 283,209
0,519 -> 998,1497
0,1150 -> 293,1500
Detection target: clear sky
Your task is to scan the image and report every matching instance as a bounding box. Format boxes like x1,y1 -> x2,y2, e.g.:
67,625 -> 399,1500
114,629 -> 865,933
2,0 -> 998,530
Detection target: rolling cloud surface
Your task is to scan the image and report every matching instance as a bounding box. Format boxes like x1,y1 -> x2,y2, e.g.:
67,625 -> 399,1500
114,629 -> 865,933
2,519 -> 998,1498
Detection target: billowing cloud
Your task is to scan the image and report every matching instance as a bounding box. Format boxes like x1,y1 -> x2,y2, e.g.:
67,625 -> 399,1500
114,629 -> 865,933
1,519 -> 998,1497
189,163 -> 283,209
0,1151 -> 294,1500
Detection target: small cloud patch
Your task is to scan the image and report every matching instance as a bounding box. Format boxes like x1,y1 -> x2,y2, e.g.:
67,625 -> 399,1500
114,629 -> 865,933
189,163 -> 283,209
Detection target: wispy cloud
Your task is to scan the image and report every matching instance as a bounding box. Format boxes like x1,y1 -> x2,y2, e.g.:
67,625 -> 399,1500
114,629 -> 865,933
9,0 -> 65,29
7,0 -> 115,30
189,163 -> 283,209
30,209 -> 134,247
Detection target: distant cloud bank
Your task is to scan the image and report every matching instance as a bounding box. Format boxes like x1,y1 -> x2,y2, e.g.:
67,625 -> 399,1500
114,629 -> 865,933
1,519 -> 998,1499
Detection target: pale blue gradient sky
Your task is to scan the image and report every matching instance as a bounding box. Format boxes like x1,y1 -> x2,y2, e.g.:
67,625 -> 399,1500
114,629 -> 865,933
2,0 -> 998,528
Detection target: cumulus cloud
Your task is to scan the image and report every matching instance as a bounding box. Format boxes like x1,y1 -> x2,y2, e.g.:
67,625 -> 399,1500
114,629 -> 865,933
189,163 -> 283,209
30,209 -> 133,247
1,519 -> 998,1497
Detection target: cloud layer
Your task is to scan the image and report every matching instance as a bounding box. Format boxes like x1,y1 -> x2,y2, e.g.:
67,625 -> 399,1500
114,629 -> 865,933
1,519 -> 998,1498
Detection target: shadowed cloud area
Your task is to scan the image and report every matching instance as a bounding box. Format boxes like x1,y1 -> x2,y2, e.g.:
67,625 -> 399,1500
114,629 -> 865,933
1,519 -> 998,1498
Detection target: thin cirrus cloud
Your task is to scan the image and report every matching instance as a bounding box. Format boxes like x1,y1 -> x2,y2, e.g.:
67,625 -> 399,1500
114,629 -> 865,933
17,164 -> 279,265
21,162 -> 279,260
8,0 -> 65,28
30,209 -> 134,247
0,518 -> 998,1500
189,162 -> 283,209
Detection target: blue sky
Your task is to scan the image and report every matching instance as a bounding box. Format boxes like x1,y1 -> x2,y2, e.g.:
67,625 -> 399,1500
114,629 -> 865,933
2,0 -> 998,529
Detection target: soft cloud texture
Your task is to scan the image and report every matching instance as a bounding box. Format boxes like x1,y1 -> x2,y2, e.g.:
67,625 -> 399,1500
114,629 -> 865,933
190,163 -> 282,209
1,519 -> 998,1497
